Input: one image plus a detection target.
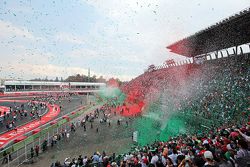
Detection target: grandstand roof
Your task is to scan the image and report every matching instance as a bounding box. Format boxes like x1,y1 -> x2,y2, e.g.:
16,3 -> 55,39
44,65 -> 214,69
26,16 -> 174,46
167,7 -> 250,57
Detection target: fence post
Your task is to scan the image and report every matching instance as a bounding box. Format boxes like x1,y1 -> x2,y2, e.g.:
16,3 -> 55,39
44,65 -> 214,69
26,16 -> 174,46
47,131 -> 50,144
25,143 -> 27,160
7,152 -> 10,167
52,127 -> 55,136
17,149 -> 19,164
39,136 -> 41,147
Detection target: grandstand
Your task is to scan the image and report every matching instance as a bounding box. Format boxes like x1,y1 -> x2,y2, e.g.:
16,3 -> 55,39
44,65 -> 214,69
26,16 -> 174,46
121,7 -> 250,145
1,81 -> 106,95
0,86 -> 4,93
118,7 -> 250,166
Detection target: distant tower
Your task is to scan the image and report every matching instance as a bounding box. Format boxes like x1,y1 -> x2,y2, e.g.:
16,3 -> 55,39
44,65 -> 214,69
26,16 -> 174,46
88,68 -> 90,82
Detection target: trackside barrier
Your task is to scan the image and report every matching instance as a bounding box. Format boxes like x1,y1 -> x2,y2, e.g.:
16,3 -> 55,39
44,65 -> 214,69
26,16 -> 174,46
0,102 -> 104,167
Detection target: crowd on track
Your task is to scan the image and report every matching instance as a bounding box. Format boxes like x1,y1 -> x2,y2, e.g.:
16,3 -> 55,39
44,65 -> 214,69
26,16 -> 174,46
24,100 -> 129,167
0,93 -> 76,132
0,101 -> 47,131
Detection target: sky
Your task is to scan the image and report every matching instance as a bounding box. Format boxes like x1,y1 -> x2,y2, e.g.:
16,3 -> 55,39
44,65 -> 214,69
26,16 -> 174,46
0,0 -> 249,81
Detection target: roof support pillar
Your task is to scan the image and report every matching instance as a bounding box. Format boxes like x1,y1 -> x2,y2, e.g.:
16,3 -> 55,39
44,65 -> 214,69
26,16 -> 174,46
188,59 -> 192,63
214,51 -> 218,59
226,49 -> 230,57
239,46 -> 243,55
233,45 -> 238,56
205,53 -> 208,60
206,53 -> 212,60
219,51 -> 223,58
236,45 -> 238,55
232,48 -> 235,55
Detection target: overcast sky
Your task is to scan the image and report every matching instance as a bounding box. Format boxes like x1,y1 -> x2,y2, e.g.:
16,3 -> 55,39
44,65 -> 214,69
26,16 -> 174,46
0,0 -> 249,81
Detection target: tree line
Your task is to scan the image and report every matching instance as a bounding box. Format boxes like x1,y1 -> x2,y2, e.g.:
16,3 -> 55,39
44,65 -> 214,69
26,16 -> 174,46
29,74 -> 120,84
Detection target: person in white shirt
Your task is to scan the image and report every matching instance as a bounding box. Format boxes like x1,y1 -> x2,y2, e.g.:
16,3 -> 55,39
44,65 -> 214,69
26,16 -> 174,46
168,149 -> 178,166
82,156 -> 88,166
235,139 -> 249,159
66,132 -> 70,141
161,155 -> 166,166
236,129 -> 250,142
64,157 -> 71,166
150,152 -> 159,166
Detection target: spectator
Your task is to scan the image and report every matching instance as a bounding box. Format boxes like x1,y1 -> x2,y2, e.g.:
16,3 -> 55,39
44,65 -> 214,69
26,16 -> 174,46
203,151 -> 217,167
35,145 -> 39,157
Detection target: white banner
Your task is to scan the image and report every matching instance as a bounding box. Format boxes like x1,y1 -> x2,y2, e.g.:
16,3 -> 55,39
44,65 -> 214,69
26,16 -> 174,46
133,131 -> 138,142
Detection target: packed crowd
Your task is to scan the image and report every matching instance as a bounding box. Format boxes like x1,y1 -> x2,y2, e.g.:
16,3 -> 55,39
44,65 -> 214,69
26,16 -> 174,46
122,54 -> 249,130
116,122 -> 250,167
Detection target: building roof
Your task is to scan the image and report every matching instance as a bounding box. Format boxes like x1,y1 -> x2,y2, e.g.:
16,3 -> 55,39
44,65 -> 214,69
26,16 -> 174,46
4,80 -> 106,86
167,7 -> 250,57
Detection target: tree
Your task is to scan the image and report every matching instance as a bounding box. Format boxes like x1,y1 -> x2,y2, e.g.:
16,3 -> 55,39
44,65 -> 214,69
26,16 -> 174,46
97,76 -> 106,83
89,75 -> 97,82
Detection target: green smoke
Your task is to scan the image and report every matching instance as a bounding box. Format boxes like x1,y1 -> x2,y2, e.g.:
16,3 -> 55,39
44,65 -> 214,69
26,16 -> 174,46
132,97 -> 187,146
98,87 -> 126,106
